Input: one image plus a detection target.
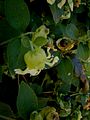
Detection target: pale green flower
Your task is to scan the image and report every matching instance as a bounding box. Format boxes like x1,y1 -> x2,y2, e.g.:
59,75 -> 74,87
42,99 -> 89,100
14,47 -> 59,76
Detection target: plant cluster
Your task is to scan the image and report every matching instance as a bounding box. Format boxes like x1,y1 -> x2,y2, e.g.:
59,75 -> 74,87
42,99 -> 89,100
0,0 -> 90,120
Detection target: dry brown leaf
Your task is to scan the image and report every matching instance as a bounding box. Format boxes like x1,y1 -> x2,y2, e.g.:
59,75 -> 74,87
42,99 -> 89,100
83,97 -> 90,110
74,0 -> 81,7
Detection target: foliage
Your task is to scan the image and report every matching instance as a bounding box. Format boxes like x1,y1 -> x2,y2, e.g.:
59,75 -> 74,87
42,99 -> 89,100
0,0 -> 90,120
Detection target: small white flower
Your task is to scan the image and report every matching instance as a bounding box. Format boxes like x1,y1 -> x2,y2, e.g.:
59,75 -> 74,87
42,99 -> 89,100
14,68 -> 41,76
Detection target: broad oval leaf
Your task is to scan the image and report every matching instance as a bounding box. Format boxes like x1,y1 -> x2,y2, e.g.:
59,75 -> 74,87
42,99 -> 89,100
65,23 -> 79,39
57,58 -> 73,83
17,81 -> 38,120
0,19 -> 19,42
5,0 -> 30,32
77,43 -> 90,61
7,38 -> 28,76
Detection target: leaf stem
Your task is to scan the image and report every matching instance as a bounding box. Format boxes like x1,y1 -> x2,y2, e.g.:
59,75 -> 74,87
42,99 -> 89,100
21,32 -> 33,36
0,32 -> 33,46
0,36 -> 20,46
29,41 -> 34,51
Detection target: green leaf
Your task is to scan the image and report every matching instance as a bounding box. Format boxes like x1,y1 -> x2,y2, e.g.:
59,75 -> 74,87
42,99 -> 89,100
57,58 -> 73,83
31,84 -> 42,95
54,23 -> 66,37
65,23 -> 79,39
17,81 -> 38,120
57,82 -> 71,94
38,98 -> 49,109
0,19 -> 19,43
50,2 -> 63,24
0,101 -> 15,120
33,37 -> 48,47
29,12 -> 41,31
7,38 -> 28,76
5,0 -> 30,32
76,42 -> 90,61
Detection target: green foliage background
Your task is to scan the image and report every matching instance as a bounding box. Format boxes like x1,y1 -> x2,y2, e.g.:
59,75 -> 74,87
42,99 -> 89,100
0,0 -> 90,120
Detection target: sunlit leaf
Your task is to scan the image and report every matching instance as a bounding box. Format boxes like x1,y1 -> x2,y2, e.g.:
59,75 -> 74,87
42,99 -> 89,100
17,81 -> 38,120
32,25 -> 49,42
33,37 -> 48,47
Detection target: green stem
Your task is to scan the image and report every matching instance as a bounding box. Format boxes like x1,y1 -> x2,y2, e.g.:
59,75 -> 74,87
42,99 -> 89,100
0,36 -> 20,46
21,32 -> 33,36
29,41 -> 34,51
0,32 -> 33,46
